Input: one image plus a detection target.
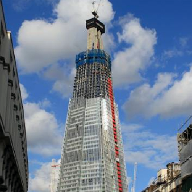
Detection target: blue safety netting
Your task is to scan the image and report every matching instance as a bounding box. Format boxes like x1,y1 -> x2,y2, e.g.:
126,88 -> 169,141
76,49 -> 111,70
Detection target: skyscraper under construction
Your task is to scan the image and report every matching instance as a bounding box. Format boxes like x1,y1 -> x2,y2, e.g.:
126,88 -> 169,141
57,11 -> 128,192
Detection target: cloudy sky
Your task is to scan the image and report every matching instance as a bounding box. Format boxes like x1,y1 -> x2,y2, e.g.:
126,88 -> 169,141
3,0 -> 192,191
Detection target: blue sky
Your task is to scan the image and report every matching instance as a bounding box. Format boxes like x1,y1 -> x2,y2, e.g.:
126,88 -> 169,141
3,0 -> 192,191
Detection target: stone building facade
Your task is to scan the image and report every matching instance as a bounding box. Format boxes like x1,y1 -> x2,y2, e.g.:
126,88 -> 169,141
0,1 -> 28,191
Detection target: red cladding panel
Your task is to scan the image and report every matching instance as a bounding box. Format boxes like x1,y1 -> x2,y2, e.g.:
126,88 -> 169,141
108,77 -> 123,190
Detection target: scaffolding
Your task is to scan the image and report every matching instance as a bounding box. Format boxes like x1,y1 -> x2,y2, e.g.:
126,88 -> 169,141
76,49 -> 111,69
73,49 -> 111,99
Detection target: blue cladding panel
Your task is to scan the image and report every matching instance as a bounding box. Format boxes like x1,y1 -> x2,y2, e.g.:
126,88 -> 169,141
76,49 -> 111,70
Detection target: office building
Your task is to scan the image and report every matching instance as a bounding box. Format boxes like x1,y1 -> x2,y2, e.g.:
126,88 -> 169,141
0,1 -> 28,191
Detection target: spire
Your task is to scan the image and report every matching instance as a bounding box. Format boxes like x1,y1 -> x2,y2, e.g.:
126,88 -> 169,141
86,1 -> 105,50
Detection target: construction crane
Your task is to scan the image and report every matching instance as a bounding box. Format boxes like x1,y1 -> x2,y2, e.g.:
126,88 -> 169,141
131,162 -> 137,192
92,0 -> 102,18
50,159 -> 60,192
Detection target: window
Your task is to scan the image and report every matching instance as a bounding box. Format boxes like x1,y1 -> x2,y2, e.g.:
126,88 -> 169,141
8,79 -> 13,87
0,22 -> 4,51
14,104 -> 18,111
10,51 -> 13,63
1,22 -> 5,38
13,68 -> 15,77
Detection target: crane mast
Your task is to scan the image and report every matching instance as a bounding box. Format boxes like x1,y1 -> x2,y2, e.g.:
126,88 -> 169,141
92,0 -> 102,18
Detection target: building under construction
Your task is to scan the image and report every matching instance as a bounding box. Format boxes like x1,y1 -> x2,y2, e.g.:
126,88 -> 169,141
57,10 -> 128,192
0,0 -> 28,191
177,122 -> 192,192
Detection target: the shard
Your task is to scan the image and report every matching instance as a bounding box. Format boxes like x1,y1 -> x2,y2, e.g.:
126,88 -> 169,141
57,12 -> 128,192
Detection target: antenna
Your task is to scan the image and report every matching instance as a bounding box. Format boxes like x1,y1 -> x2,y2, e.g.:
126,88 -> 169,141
92,0 -> 102,19
131,162 -> 137,192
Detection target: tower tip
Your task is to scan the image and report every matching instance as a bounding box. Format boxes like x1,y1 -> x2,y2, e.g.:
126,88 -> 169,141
92,0 -> 101,19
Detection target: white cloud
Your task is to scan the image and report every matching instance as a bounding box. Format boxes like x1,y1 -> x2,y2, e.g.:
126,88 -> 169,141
20,83 -> 29,101
39,98 -> 51,108
123,66 -> 192,118
163,49 -> 183,59
22,85 -> 63,156
122,124 -> 178,169
15,0 -> 114,74
179,37 -> 188,48
112,14 -> 157,87
161,37 -> 191,60
29,162 -> 51,192
24,102 -> 63,156
123,73 -> 176,118
43,64 -> 76,98
29,160 -> 60,192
